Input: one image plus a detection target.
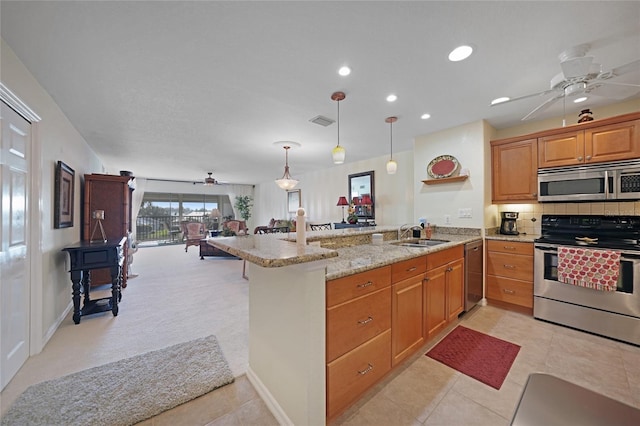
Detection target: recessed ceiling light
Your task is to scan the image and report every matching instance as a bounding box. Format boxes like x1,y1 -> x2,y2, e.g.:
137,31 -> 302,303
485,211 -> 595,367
491,97 -> 510,105
573,97 -> 588,103
448,45 -> 473,62
421,113 -> 431,120
386,94 -> 397,102
338,66 -> 351,76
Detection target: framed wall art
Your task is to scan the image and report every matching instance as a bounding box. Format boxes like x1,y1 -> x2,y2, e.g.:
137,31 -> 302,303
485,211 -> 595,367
54,160 -> 75,228
287,189 -> 301,214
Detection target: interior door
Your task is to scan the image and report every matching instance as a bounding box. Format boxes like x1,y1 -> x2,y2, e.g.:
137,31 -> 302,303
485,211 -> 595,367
0,101 -> 31,390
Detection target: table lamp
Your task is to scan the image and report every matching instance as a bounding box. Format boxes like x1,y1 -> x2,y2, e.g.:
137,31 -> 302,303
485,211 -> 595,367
336,196 -> 349,223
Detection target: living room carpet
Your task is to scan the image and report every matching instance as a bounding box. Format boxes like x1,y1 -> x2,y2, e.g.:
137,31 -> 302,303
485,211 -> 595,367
426,326 -> 520,390
1,335 -> 234,426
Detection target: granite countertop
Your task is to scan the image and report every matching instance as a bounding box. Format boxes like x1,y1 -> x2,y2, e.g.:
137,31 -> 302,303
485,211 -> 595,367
484,231 -> 540,243
208,228 -> 483,280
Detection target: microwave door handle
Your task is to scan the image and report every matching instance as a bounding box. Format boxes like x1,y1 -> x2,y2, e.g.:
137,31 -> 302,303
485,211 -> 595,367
604,170 -> 610,200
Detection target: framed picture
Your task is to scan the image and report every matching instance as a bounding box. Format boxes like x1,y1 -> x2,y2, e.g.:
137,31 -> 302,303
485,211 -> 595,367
287,189 -> 301,214
54,161 -> 75,228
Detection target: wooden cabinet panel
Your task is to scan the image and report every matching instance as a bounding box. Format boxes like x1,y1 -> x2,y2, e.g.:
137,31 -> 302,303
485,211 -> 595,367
327,266 -> 391,308
427,245 -> 464,270
391,255 -> 426,283
486,239 -> 534,256
327,329 -> 391,420
491,138 -> 538,203
391,275 -> 424,366
538,131 -> 585,168
586,120 -> 640,163
424,265 -> 447,337
486,276 -> 533,308
486,251 -> 533,282
327,287 -> 391,362
446,258 -> 465,322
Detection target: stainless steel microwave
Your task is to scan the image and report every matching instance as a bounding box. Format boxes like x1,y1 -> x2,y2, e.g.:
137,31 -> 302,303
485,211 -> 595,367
537,159 -> 640,202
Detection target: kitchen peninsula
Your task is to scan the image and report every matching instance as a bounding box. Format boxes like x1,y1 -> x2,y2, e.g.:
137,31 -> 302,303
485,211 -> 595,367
208,226 -> 481,425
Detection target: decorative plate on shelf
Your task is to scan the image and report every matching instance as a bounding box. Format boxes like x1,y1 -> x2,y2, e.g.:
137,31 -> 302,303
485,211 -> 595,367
427,155 -> 459,178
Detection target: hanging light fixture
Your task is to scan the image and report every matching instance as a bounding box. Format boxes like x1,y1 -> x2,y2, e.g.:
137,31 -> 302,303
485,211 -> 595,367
385,116 -> 398,174
331,91 -> 346,164
275,145 -> 299,190
204,172 -> 217,186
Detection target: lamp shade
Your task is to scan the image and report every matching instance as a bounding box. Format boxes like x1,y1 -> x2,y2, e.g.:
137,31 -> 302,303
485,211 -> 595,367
210,208 -> 222,218
332,145 -> 346,164
361,194 -> 372,205
336,196 -> 349,206
352,196 -> 360,205
386,159 -> 398,174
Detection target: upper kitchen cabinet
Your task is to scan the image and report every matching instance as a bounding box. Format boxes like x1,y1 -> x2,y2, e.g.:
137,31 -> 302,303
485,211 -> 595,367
538,115 -> 640,168
491,138 -> 538,203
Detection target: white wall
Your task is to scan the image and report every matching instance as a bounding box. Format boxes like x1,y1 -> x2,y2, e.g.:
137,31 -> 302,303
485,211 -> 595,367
413,120 -> 487,229
253,150 -> 414,228
1,39 -> 103,351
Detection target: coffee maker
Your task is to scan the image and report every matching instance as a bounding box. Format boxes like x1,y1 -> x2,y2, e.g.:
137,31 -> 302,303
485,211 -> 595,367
500,211 -> 519,235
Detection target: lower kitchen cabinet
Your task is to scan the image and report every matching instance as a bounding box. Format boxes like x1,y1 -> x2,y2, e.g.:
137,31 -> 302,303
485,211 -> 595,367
486,240 -> 534,313
424,246 -> 465,338
391,256 -> 426,366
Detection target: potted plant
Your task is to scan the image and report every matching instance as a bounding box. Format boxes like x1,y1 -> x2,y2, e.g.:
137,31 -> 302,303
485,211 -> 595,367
234,195 -> 253,222
347,202 -> 358,224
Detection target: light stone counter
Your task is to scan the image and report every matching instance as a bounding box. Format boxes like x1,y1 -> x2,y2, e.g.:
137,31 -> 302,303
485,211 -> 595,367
484,231 -> 540,243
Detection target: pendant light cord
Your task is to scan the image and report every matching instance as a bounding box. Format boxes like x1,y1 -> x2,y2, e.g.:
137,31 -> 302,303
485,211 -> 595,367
389,120 -> 393,160
336,99 -> 340,147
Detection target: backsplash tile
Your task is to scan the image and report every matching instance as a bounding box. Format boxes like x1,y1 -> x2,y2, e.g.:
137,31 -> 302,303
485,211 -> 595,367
496,201 -> 640,235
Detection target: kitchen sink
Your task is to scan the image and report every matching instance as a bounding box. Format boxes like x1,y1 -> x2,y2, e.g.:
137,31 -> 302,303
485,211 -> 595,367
391,239 -> 450,247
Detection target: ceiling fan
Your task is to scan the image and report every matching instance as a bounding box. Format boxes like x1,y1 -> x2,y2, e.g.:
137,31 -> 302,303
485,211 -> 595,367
491,44 -> 640,121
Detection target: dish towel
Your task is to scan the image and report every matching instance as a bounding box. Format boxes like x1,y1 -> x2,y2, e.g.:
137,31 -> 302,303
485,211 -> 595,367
557,246 -> 620,291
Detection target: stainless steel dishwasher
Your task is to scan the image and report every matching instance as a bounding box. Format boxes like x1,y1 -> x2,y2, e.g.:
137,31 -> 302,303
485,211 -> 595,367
464,240 -> 483,312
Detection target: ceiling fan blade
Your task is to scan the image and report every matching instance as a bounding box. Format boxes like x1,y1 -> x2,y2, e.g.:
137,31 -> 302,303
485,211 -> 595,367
490,88 -> 559,106
598,59 -> 640,79
521,93 -> 564,121
587,81 -> 640,100
560,56 -> 594,79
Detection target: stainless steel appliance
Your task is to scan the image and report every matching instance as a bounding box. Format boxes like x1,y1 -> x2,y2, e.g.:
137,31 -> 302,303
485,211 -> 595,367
500,211 -> 519,235
537,159 -> 640,202
464,240 -> 483,312
534,215 -> 640,345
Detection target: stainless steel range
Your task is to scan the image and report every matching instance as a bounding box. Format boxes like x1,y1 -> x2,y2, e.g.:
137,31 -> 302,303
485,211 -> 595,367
534,215 -> 640,346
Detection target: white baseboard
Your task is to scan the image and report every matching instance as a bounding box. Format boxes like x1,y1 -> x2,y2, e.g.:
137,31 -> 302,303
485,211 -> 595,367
246,366 -> 293,426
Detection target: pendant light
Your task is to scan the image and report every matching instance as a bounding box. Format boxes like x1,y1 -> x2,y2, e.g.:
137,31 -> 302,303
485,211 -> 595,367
331,91 -> 346,164
385,116 -> 398,174
275,145 -> 299,190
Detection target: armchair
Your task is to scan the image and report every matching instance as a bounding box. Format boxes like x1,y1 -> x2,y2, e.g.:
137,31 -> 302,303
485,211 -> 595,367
184,222 -> 207,252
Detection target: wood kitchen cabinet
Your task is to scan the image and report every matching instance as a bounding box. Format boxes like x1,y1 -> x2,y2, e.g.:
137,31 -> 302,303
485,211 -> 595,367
424,246 -> 465,338
82,174 -> 134,288
486,240 -> 534,314
491,138 -> 538,203
326,266 -> 392,421
538,119 -> 640,168
391,256 -> 426,366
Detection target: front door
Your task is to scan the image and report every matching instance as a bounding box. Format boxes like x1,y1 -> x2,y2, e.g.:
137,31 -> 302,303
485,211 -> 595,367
0,101 -> 31,390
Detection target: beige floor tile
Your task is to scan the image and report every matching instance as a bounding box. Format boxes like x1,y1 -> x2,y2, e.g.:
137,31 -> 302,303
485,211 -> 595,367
205,412 -> 242,426
422,389 -> 510,426
451,375 -> 524,420
150,389 -> 234,426
232,399 -> 279,426
219,375 -> 258,410
342,393 -> 422,426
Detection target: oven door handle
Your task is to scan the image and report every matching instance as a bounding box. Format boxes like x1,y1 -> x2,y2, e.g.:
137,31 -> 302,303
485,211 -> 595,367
534,246 -> 558,252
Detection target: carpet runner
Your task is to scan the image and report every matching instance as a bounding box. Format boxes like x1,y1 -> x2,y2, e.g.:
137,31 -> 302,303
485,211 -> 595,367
426,326 -> 520,390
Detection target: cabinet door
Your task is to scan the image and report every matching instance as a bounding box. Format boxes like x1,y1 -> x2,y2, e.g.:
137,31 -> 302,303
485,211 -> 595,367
491,138 -> 538,203
538,131 -> 585,168
586,120 -> 640,163
486,252 -> 533,282
424,265 -> 447,338
446,258 -> 465,322
391,275 -> 424,366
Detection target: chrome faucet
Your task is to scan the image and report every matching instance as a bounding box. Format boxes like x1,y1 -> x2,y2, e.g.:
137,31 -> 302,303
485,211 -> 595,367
398,224 -> 423,240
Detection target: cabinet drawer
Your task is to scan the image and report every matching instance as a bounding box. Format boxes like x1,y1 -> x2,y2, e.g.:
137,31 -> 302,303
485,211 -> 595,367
391,256 -> 426,283
486,275 -> 533,308
427,245 -> 464,270
327,266 -> 391,308
486,252 -> 533,281
327,329 -> 391,420
327,287 -> 391,361
487,240 -> 533,255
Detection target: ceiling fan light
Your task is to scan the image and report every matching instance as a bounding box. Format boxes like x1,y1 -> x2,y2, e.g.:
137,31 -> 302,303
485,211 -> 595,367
574,96 -> 588,103
491,97 -> 510,105
203,172 -> 216,186
448,45 -> 473,62
332,145 -> 346,164
386,159 -> 398,174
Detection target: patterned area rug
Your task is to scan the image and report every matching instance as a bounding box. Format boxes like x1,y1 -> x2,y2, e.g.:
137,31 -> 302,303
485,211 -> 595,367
1,335 -> 234,426
426,326 -> 520,389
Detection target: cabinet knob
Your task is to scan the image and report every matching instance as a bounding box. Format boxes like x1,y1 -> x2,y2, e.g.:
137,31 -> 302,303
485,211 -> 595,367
406,266 -> 417,272
586,155 -> 592,160
503,264 -> 516,269
357,316 -> 373,325
577,156 -> 583,161
503,289 -> 515,294
532,193 -> 537,197
357,281 -> 373,289
358,363 -> 374,375
503,246 -> 516,250
446,267 -> 453,272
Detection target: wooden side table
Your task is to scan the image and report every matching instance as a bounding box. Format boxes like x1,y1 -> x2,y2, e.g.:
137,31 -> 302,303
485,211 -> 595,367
199,239 -> 237,259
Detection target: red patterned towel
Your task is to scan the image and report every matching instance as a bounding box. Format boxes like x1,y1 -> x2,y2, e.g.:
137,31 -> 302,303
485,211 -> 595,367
557,246 -> 620,291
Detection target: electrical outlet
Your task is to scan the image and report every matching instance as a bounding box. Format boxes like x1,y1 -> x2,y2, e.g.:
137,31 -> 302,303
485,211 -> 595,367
444,214 -> 451,225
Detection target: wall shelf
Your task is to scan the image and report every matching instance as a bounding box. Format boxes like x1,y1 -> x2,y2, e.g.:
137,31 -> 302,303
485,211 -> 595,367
422,175 -> 468,185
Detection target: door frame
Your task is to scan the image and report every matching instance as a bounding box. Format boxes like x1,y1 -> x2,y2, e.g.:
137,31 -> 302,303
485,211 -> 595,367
1,83 -> 44,355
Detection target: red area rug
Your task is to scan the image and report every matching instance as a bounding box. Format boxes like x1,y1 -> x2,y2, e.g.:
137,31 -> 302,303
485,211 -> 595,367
426,326 -> 520,390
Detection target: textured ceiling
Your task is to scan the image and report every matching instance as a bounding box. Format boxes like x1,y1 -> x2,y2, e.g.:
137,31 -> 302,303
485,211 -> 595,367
2,1 -> 639,185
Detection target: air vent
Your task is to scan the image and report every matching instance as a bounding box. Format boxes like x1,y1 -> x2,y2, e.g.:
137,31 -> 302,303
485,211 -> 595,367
309,115 -> 335,127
